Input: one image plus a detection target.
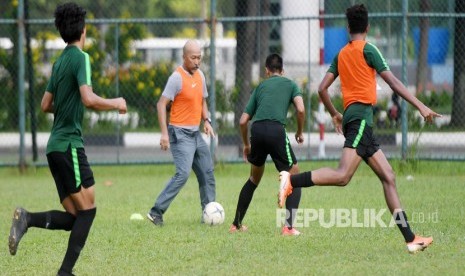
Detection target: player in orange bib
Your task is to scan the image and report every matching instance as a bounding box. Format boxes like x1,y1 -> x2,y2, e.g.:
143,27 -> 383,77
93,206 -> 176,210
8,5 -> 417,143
278,4 -> 440,253
147,40 -> 216,226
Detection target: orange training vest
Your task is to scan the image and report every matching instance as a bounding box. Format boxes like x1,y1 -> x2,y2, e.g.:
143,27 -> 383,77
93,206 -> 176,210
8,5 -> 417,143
169,66 -> 204,126
338,40 -> 377,110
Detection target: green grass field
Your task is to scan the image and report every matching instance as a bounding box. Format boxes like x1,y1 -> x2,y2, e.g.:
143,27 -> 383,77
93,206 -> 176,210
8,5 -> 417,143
1,161 -> 464,275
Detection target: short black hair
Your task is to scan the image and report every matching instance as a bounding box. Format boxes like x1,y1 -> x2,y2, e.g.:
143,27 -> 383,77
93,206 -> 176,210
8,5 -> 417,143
54,2 -> 86,43
265,53 -> 283,73
346,4 -> 368,34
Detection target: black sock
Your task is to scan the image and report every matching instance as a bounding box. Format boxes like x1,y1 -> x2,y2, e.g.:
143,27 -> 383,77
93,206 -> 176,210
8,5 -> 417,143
57,268 -> 75,276
290,171 -> 314,188
27,211 -> 76,231
285,187 -> 301,228
232,179 -> 257,227
59,208 -> 96,274
393,211 -> 415,242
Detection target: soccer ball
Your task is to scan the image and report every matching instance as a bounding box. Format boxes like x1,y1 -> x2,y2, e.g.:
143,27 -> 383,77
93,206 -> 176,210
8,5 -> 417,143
202,202 -> 225,226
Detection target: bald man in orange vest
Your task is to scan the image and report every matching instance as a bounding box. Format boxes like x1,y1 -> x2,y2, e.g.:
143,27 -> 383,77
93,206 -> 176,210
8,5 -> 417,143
147,40 -> 216,226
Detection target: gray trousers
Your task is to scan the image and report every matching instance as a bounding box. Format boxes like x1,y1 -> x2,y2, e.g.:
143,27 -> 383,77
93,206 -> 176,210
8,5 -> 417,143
150,125 -> 216,216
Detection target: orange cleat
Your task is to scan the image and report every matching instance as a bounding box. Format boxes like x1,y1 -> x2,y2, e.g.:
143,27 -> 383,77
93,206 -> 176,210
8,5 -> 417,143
278,171 -> 293,208
406,235 -> 433,254
281,226 -> 301,236
229,224 -> 248,233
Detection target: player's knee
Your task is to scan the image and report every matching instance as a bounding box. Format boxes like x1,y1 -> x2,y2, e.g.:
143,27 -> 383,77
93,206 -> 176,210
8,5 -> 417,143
289,164 -> 300,174
383,171 -> 396,187
335,172 -> 352,187
338,178 -> 351,187
175,170 -> 190,182
249,176 -> 260,185
388,172 -> 396,184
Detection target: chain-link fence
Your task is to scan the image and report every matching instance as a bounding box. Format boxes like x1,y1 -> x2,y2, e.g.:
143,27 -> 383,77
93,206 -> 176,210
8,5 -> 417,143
1,0 -> 464,168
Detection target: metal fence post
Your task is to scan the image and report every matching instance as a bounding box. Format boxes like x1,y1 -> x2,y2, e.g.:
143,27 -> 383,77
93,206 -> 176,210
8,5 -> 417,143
401,0 -> 409,160
17,0 -> 26,171
209,0 -> 217,161
306,18 -> 312,159
115,23 -> 121,164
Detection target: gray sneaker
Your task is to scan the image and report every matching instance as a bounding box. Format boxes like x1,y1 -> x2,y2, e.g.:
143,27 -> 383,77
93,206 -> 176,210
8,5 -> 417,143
146,213 -> 164,226
9,207 -> 29,255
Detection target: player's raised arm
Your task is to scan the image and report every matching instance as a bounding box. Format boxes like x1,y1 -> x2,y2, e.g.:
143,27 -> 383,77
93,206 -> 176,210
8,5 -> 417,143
318,72 -> 343,134
379,70 -> 441,123
293,95 -> 305,144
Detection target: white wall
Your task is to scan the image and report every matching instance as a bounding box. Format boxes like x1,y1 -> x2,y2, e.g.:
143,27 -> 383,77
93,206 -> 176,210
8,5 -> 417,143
281,0 -> 320,64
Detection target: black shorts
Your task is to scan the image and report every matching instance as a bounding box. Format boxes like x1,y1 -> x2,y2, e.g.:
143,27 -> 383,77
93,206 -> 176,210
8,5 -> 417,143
247,120 -> 297,172
47,145 -> 95,202
343,119 -> 380,162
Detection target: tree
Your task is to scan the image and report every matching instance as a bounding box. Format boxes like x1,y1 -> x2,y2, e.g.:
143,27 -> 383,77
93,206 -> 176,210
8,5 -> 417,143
451,0 -> 465,127
0,1 -> 19,131
104,12 -> 147,64
415,0 -> 430,94
258,0 -> 270,79
233,0 -> 257,130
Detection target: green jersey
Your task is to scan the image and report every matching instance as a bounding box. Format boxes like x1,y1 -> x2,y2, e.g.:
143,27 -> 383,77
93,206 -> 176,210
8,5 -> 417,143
245,75 -> 302,126
45,45 -> 92,153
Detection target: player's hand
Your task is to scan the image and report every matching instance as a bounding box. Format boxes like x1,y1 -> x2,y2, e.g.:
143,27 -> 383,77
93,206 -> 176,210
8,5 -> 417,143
332,112 -> 343,135
242,144 -> 251,163
295,132 -> 304,144
204,121 -> 215,137
117,97 -> 127,114
420,106 -> 442,124
159,134 -> 170,151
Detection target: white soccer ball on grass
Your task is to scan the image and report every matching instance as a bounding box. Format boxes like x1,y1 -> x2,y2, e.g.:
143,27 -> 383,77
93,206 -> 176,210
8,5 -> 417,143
202,202 -> 225,226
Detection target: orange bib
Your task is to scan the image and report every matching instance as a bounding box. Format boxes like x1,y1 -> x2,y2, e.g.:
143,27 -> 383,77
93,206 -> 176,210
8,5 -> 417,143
169,67 -> 204,126
338,40 -> 377,110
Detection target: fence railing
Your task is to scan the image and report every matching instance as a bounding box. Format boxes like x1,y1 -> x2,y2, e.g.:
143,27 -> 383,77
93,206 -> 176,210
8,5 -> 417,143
1,0 -> 464,168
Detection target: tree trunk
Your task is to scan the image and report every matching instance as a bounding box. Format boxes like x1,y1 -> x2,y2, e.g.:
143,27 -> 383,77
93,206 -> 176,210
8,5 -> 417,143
5,9 -> 19,131
200,0 -> 207,39
415,0 -> 430,94
451,0 -> 465,127
234,0 -> 257,128
258,0 -> 270,79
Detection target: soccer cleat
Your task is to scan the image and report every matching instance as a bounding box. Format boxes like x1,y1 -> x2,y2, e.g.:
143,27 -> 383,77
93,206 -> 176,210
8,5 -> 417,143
9,207 -> 29,256
406,235 -> 433,254
229,224 -> 248,233
146,213 -> 164,226
281,226 -> 301,236
278,171 -> 293,208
